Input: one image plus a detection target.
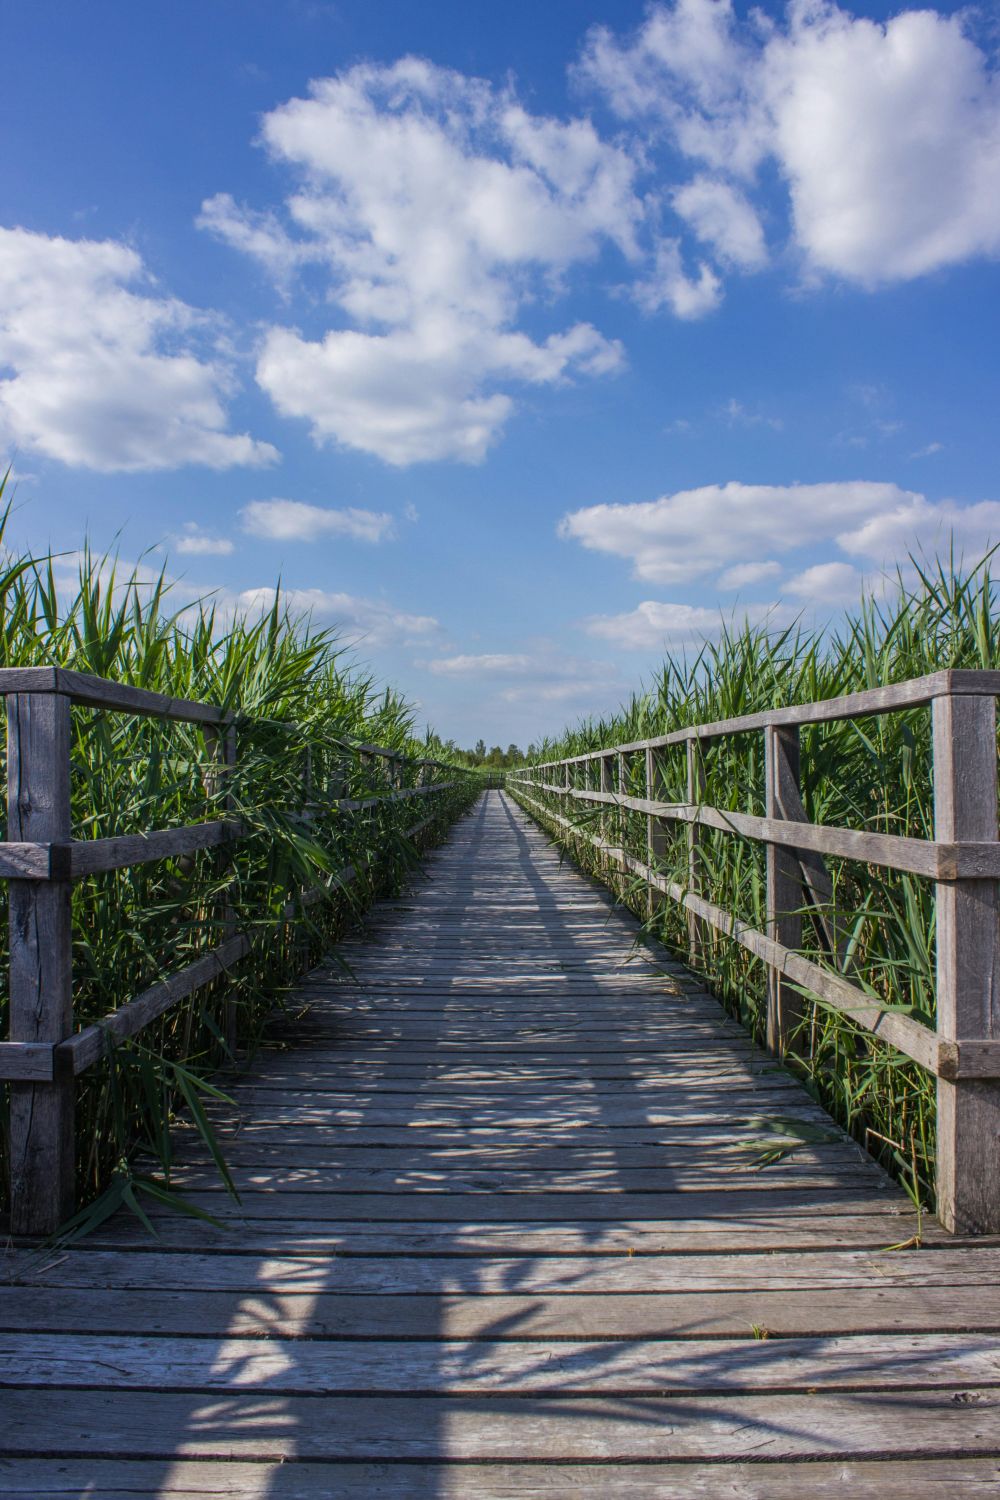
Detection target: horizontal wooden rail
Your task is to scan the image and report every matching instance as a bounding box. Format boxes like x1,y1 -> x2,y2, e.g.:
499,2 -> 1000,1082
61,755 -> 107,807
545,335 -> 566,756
336,782 -> 459,813
0,667 -> 231,724
509,671 -> 1000,1235
0,820 -> 243,882
529,781 -> 1000,880
528,668 -> 1000,767
0,669 -> 477,1235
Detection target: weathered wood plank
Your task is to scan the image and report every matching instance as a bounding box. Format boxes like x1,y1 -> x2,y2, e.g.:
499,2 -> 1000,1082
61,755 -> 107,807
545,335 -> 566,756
527,781 -> 1000,880
116,1187 -> 897,1224
4,1387 -> 1000,1460
933,693 -> 1000,1232
6,1330 -> 1000,1394
6,691 -> 74,1236
4,1457 -> 999,1499
68,818 -> 243,876
8,1246 -> 993,1294
6,1282 -> 987,1338
0,666 -> 230,723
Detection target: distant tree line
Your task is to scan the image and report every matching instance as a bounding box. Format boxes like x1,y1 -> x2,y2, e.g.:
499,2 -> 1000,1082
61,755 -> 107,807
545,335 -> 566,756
424,735 -> 533,770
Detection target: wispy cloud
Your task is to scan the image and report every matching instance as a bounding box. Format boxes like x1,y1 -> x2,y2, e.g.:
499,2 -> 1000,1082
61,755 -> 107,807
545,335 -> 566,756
240,499 -> 396,543
174,524 -> 235,557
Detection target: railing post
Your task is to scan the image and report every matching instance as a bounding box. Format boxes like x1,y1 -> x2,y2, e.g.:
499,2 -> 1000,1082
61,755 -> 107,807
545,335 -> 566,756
600,754 -> 614,879
686,737 -> 706,967
205,721 -> 239,1053
933,692 -> 1000,1234
7,691 -> 75,1236
765,724 -> 804,1056
645,747 -> 667,923
616,752 -> 627,896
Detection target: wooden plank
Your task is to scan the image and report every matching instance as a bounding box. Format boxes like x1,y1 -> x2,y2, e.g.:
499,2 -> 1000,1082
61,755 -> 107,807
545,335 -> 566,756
4,1387 -> 1000,1461
0,666 -> 230,723
6,1457 -> 1000,1500
224,1069 -> 798,1093
0,842 -> 58,879
6,1330 -> 1000,1394
11,1246 -> 992,1295
67,818 -> 242,877
164,1166 -> 877,1195
0,1042 -> 54,1082
36,1210 -> 933,1255
933,693 -> 1000,1232
6,691 -> 74,1236
117,1187 -> 898,1222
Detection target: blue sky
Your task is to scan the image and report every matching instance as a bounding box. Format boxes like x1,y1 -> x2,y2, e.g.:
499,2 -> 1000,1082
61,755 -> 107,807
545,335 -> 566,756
2,0 -> 999,746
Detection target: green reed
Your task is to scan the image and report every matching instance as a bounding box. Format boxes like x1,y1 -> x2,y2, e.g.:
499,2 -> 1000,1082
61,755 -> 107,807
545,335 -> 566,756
511,550 -> 1000,1214
0,490 -> 479,1225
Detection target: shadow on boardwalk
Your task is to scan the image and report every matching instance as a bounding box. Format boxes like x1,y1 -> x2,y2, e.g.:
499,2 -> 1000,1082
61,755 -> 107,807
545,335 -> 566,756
3,792 -> 1000,1498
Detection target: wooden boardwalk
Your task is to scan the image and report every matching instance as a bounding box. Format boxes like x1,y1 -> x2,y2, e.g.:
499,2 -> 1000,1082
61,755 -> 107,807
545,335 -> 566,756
2,789 -> 1000,1497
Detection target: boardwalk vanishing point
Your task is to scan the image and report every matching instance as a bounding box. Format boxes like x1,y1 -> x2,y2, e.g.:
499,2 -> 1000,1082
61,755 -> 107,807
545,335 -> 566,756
3,790 -> 1000,1496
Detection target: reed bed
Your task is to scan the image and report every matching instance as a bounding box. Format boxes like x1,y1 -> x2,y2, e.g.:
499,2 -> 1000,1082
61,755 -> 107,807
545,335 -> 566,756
0,497 -> 479,1227
510,553 -> 1000,1214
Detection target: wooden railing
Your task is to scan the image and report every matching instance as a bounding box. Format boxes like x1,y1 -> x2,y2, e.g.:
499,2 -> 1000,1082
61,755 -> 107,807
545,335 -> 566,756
508,668 -> 1000,1235
0,667 -> 472,1235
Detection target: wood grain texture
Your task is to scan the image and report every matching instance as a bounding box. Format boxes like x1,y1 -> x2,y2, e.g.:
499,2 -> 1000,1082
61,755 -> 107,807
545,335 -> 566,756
765,725 -> 804,1055
68,818 -> 243,876
522,779 -> 1000,879
3,789 -> 999,1497
6,692 -> 74,1235
3,1457 -> 999,1499
933,693 -> 1000,1233
4,1386 -> 1000,1461
0,666 -> 230,723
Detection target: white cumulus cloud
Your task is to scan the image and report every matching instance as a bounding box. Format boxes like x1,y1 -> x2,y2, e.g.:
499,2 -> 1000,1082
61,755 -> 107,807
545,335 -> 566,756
837,496 -> 1000,565
0,226 -> 277,473
203,60 -> 636,466
785,560 -> 862,604
581,0 -> 1000,287
584,599 -> 768,650
672,175 -> 767,270
564,478 -> 1000,641
559,480 -> 917,583
240,498 -> 395,543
